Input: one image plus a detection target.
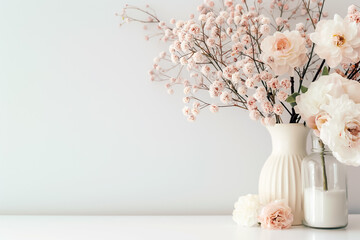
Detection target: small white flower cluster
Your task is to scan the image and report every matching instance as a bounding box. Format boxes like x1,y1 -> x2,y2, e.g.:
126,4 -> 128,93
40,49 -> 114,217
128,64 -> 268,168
244,71 -> 291,126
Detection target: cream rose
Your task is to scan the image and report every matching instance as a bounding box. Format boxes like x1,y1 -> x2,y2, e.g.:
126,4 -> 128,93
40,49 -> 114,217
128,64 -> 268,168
310,14 -> 360,68
261,30 -> 307,76
296,73 -> 360,123
320,95 -> 360,166
296,73 -> 345,121
340,77 -> 360,103
233,194 -> 261,227
313,111 -> 331,136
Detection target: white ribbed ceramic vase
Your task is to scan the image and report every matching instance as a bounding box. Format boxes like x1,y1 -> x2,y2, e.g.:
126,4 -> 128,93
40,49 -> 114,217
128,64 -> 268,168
258,123 -> 309,225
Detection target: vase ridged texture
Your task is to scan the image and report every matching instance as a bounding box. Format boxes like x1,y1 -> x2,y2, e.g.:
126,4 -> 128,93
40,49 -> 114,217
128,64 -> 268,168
259,124 -> 309,225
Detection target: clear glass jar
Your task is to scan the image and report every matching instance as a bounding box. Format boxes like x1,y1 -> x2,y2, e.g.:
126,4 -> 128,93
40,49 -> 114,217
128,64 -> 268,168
302,133 -> 348,228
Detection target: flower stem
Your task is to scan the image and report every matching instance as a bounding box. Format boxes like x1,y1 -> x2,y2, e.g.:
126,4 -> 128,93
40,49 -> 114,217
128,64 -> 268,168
319,140 -> 328,191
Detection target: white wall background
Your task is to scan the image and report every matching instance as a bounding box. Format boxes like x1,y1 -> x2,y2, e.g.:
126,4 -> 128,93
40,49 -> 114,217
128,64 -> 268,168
0,0 -> 359,215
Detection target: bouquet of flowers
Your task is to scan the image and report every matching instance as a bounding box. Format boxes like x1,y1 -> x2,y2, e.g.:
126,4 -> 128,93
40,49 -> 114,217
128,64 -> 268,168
119,0 -> 360,165
119,0 -> 360,229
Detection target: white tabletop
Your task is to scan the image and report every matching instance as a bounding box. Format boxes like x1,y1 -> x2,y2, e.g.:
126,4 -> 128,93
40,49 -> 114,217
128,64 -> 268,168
0,215 -> 359,240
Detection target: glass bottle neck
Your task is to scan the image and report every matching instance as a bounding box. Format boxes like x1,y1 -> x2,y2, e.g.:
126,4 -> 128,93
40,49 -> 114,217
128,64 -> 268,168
312,133 -> 331,153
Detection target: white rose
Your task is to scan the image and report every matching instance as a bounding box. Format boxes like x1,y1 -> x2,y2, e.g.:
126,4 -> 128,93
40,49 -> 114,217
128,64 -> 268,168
310,14 -> 360,68
232,194 -> 261,227
313,111 -> 331,136
320,95 -> 360,166
340,76 -> 360,103
261,30 -> 307,76
296,73 -> 360,121
296,73 -> 345,120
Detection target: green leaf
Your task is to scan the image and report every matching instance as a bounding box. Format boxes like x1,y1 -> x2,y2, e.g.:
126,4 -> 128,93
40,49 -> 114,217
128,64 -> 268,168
290,102 -> 297,107
286,92 -> 300,103
322,66 -> 329,76
300,86 -> 308,93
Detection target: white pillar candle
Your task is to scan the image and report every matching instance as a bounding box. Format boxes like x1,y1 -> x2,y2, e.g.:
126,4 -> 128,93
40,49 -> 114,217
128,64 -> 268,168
304,188 -> 348,228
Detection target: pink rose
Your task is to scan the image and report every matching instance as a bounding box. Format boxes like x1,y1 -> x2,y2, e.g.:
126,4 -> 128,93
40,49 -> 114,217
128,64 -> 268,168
261,31 -> 307,76
258,200 -> 293,230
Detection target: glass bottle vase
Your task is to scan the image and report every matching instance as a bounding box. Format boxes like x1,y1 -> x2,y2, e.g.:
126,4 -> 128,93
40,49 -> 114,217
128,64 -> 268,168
302,133 -> 348,228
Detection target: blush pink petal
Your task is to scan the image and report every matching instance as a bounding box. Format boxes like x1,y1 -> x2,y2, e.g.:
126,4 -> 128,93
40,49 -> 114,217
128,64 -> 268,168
258,200 -> 294,230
